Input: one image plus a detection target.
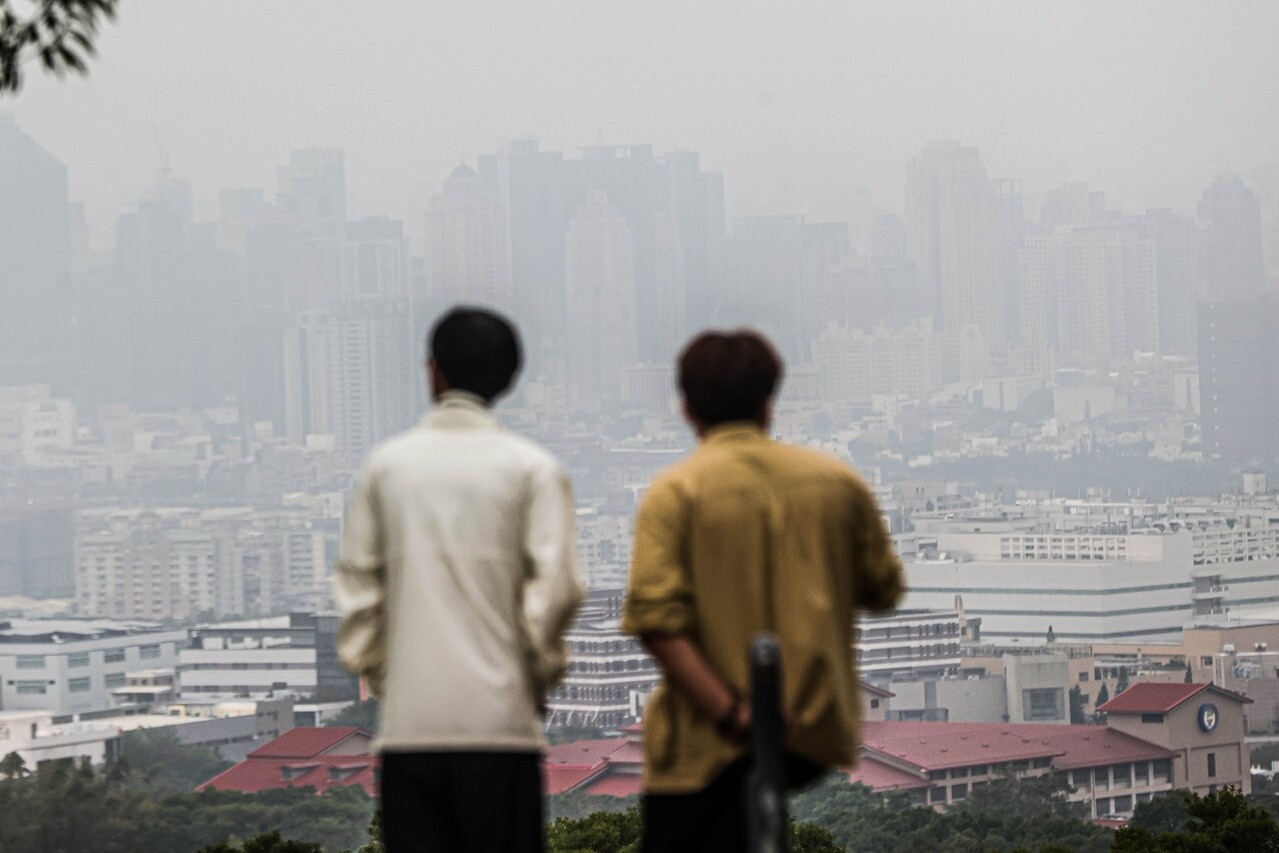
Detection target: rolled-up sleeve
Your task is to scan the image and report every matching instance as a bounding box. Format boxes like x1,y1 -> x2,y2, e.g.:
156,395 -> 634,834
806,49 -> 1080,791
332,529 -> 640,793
521,461 -> 585,692
851,481 -> 905,613
622,476 -> 695,637
334,465 -> 387,696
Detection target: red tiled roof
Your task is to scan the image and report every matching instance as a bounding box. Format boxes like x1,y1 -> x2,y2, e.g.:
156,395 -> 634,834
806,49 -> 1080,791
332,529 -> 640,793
543,763 -> 606,795
583,774 -> 643,797
199,753 -> 379,797
544,737 -> 629,767
248,726 -> 371,759
846,758 -> 930,791
1097,683 -> 1209,714
1098,682 -> 1252,714
856,720 -> 1176,775
859,681 -> 896,698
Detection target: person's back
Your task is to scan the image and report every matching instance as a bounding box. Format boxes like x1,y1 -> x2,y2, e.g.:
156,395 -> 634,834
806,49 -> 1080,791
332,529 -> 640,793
336,307 -> 584,853
623,330 -> 904,852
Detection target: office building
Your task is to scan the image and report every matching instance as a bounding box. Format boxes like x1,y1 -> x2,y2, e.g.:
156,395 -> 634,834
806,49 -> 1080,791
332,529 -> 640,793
424,164 -> 515,316
0,618 -> 184,715
1198,174 -> 1266,302
1198,297 -> 1279,464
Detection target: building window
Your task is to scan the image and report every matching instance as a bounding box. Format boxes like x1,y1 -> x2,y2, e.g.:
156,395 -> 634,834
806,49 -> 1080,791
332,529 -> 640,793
870,699 -> 879,709
16,656 -> 45,670
139,644 -> 161,660
971,765 -> 988,776
1032,757 -> 1052,769
104,673 -> 126,688
951,767 -> 969,778
1113,764 -> 1131,788
1207,753 -> 1216,778
69,677 -> 91,693
1096,798 -> 1111,817
1094,768 -> 1110,790
1025,687 -> 1063,721
15,681 -> 47,695
1141,713 -> 1165,724
68,652 -> 90,668
951,784 -> 968,800
1201,656 -> 1213,666
929,786 -> 946,804
1078,672 -> 1089,682
929,770 -> 946,781
104,649 -> 126,664
1153,760 -> 1172,783
1113,795 -> 1133,814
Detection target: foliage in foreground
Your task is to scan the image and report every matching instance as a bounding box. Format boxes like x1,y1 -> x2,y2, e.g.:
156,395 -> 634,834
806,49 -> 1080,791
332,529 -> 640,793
0,0 -> 119,93
1116,786 -> 1279,852
544,806 -> 841,853
789,774 -> 1112,853
0,755 -> 374,853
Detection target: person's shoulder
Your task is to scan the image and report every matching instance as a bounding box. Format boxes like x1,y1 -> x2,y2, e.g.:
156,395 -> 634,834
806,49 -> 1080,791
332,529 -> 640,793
492,429 -> 564,476
362,426 -> 429,472
772,440 -> 854,476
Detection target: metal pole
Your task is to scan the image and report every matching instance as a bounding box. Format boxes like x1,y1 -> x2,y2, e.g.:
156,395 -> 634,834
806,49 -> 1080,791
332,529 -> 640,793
749,633 -> 787,853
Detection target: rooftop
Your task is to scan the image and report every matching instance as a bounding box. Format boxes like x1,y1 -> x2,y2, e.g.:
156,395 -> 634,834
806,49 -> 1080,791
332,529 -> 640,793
1098,682 -> 1252,714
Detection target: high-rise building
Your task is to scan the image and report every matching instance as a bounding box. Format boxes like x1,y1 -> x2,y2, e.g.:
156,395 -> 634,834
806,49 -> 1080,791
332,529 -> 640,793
1143,209 -> 1201,356
0,117 -> 72,386
1198,174 -> 1267,302
906,141 -> 1006,353
1198,297 -> 1279,465
564,192 -> 638,400
282,218 -> 413,458
1054,221 -> 1159,363
424,164 -> 515,318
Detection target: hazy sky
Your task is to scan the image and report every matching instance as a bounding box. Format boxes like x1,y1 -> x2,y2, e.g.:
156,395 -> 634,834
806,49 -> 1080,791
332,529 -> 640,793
8,0 -> 1279,244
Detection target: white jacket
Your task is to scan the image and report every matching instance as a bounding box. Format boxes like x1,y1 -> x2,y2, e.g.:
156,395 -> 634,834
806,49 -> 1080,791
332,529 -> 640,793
334,392 -> 584,751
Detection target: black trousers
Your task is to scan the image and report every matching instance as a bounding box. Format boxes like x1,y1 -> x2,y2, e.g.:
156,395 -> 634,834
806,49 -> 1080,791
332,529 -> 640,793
640,754 -> 824,853
380,751 -> 543,853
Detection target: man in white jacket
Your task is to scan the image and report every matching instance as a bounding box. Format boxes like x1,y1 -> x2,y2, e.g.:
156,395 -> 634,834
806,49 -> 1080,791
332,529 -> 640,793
335,306 -> 584,852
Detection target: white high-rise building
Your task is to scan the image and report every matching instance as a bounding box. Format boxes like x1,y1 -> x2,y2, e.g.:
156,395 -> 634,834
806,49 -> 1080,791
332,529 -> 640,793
906,141 -> 1006,353
424,165 -> 514,314
564,191 -> 638,398
813,320 -> 947,403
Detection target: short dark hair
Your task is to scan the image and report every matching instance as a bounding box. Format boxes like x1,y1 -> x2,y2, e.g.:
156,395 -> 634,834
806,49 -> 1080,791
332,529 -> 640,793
429,307 -> 523,403
677,330 -> 783,427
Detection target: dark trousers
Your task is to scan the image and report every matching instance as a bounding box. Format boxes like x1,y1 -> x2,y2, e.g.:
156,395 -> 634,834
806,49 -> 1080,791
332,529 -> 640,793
380,751 -> 543,853
640,754 -> 824,853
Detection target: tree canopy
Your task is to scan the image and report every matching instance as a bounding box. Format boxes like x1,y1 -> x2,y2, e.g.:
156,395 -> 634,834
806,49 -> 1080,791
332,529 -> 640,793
1115,787 -> 1279,852
0,0 -> 118,93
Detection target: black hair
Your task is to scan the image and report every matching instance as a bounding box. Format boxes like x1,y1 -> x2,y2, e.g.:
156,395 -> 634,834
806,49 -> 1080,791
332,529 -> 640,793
678,330 -> 783,427
429,307 -> 523,403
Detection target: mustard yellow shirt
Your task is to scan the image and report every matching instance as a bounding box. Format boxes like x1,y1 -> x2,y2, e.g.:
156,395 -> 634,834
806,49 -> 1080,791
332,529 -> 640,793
622,423 -> 904,794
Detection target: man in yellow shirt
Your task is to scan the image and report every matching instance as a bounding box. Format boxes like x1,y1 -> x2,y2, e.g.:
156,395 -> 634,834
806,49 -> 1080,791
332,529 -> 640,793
622,330 -> 905,852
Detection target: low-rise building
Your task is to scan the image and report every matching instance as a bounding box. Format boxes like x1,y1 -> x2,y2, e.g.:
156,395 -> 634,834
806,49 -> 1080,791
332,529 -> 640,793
0,618 -> 185,715
0,710 -> 122,769
178,612 -> 357,702
1099,682 -> 1251,796
848,720 -> 1178,819
198,726 -> 377,796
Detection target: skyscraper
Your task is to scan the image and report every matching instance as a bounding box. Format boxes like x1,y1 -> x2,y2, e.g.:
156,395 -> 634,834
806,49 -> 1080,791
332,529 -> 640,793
1198,174 -> 1267,302
906,141 -> 1007,353
564,192 -> 638,400
1198,297 -> 1279,465
0,117 -> 71,386
424,164 -> 515,317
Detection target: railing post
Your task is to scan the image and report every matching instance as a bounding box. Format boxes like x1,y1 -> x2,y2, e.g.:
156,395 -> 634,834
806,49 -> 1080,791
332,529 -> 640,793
749,633 -> 787,853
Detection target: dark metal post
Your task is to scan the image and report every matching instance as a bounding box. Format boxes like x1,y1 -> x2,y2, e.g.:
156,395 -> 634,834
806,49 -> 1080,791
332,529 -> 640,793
749,633 -> 787,853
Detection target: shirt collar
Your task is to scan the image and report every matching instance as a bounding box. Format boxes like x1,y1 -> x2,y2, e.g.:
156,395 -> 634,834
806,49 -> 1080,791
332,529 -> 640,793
421,390 -> 497,428
700,422 -> 767,444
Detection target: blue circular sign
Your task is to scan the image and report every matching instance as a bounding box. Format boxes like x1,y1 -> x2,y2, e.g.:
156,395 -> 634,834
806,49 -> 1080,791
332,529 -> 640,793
1197,703 -> 1219,733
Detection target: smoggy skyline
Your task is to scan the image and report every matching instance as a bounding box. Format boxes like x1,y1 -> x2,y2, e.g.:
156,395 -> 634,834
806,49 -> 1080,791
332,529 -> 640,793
6,0 -> 1278,244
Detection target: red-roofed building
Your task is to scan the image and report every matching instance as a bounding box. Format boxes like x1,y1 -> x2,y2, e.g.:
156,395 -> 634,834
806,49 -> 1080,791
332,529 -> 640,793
541,733 -> 642,798
197,727 -> 377,797
1100,683 -> 1251,796
848,720 -> 1178,820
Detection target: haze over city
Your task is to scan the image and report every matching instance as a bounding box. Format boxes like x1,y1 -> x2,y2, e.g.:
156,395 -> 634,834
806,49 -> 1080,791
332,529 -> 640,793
3,2 -> 1279,851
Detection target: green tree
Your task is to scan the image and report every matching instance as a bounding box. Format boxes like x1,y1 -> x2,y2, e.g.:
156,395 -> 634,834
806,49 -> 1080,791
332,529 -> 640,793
1068,685 -> 1086,724
1115,668 -> 1130,694
1185,666 -> 1194,683
0,752 -> 28,779
1046,625 -> 1056,644
546,807 -> 641,853
121,728 -> 233,792
353,811 -> 384,853
1127,789 -> 1194,833
1095,681 -> 1110,708
197,830 -> 324,853
327,700 -> 379,732
0,0 -> 119,93
1114,786 -> 1279,852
